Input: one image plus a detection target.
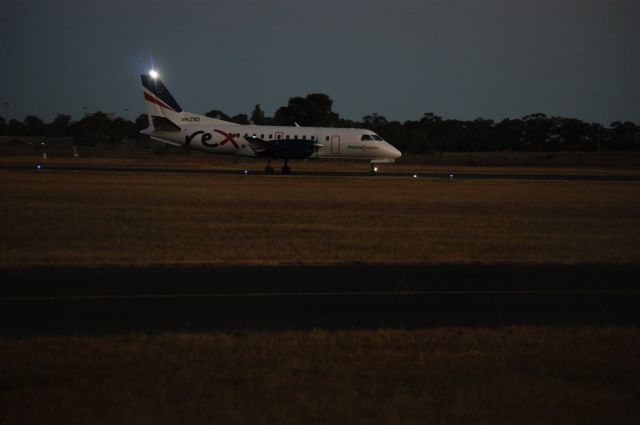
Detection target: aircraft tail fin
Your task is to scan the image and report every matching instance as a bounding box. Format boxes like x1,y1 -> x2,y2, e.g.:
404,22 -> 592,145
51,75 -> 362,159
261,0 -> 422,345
140,73 -> 184,131
140,73 -> 235,134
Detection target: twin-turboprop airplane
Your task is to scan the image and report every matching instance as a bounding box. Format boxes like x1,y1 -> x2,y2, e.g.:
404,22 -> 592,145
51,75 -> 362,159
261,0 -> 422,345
140,71 -> 401,175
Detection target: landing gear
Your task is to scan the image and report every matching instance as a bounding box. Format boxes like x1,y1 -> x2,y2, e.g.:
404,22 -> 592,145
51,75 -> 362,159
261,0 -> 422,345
369,164 -> 378,176
264,158 -> 293,175
265,158 -> 275,175
282,159 -> 291,175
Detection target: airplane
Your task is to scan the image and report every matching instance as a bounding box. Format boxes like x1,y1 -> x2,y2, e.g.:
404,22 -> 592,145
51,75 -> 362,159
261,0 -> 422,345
140,70 -> 401,175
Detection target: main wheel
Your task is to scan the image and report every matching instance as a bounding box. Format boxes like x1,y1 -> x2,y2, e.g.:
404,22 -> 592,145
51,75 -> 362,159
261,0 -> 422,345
265,166 -> 275,175
282,166 -> 291,174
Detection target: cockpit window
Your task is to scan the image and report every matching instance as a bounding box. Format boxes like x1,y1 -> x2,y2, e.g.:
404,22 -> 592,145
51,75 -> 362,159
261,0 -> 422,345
361,134 -> 373,141
372,135 -> 384,141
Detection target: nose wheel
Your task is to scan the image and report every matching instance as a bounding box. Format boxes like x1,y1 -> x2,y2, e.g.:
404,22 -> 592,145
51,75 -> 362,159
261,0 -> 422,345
369,164 -> 378,176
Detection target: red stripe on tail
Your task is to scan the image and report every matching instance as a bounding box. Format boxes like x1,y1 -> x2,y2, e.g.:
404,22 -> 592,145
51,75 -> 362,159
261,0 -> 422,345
144,92 -> 175,112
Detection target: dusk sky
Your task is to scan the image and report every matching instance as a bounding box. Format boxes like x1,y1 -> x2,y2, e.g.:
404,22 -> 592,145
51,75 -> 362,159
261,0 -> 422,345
1,0 -> 639,125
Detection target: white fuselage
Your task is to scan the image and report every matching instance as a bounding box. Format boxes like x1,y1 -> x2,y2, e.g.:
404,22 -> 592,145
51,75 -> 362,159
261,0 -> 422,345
145,123 -> 402,161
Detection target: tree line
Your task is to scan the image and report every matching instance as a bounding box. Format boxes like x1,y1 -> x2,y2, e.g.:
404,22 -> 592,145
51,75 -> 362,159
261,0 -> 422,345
1,93 -> 638,152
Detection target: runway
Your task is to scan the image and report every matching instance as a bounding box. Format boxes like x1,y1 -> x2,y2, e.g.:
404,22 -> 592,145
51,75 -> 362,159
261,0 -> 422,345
1,163 -> 639,181
1,265 -> 639,336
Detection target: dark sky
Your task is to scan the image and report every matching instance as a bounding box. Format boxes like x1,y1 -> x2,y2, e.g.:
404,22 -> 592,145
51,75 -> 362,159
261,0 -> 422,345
1,0 -> 639,124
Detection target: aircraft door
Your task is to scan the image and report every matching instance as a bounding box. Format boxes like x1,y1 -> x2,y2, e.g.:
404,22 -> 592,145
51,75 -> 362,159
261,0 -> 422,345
331,135 -> 340,154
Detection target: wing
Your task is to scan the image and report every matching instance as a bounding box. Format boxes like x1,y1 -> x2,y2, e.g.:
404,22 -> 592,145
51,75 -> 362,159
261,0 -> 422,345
244,136 -> 321,159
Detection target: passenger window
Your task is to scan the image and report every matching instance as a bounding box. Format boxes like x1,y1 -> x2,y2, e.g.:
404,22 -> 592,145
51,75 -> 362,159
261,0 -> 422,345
261,134 -> 264,138
311,136 -> 315,141
325,136 -> 329,141
277,134 -> 281,139
269,134 -> 273,139
286,135 -> 290,139
302,135 -> 306,140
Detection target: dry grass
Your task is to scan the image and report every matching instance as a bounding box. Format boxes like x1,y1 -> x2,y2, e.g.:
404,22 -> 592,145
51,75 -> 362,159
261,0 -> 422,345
1,171 -> 639,267
0,327 -> 638,425
2,153 -> 637,424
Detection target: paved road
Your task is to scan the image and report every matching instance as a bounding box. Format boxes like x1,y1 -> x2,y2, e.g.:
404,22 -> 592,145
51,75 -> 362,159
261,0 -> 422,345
2,163 -> 639,181
1,265 -> 639,336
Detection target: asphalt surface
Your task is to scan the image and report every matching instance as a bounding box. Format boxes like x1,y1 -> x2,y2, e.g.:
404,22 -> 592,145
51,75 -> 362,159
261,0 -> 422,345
1,265 -> 639,336
2,163 -> 640,181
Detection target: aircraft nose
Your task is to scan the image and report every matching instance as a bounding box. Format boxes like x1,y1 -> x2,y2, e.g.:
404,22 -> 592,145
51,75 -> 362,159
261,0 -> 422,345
388,145 -> 402,159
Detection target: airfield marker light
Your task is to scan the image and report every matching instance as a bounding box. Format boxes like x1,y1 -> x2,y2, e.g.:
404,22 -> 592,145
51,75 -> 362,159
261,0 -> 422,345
36,164 -> 41,170
244,170 -> 248,175
449,173 -> 454,179
149,69 -> 159,79
413,174 -> 418,178
374,166 -> 378,172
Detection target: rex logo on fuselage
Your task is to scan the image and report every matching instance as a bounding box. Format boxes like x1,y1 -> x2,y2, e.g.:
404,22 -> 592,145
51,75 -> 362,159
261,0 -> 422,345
185,129 -> 238,149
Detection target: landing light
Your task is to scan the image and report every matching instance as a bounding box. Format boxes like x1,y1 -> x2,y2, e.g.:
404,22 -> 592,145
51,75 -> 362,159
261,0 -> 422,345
413,174 -> 418,178
374,167 -> 378,172
149,69 -> 159,79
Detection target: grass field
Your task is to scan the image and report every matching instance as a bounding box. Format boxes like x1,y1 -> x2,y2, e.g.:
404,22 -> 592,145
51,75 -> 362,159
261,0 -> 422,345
1,327 -> 638,425
2,158 -> 639,423
0,170 -> 639,267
